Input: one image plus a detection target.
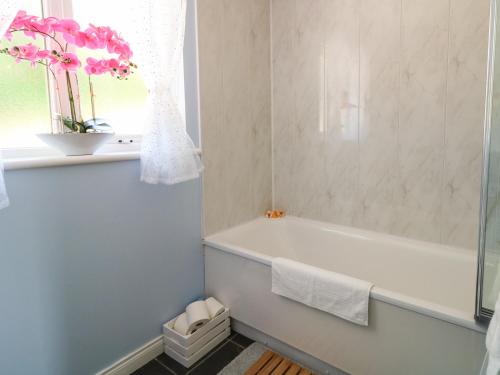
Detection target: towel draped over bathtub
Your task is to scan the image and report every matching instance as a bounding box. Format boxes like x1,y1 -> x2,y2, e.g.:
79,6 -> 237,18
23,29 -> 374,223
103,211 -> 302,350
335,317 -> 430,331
271,257 -> 374,326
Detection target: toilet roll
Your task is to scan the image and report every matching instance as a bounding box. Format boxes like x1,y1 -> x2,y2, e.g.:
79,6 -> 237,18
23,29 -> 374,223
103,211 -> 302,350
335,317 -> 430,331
186,300 -> 211,334
173,312 -> 189,335
205,297 -> 225,319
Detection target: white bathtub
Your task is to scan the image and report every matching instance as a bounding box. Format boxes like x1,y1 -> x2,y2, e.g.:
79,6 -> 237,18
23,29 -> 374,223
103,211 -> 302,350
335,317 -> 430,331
204,216 -> 487,375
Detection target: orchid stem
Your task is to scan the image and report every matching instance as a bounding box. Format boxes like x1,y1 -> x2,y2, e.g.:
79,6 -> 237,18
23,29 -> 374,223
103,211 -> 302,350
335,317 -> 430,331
65,71 -> 81,132
14,28 -> 65,51
47,67 -> 64,133
74,72 -> 83,122
89,76 -> 96,123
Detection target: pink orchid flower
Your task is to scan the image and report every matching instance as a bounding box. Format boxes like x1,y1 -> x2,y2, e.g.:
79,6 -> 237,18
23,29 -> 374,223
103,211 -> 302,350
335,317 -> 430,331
69,31 -> 88,48
107,39 -> 132,60
87,24 -> 114,43
84,57 -> 109,75
36,49 -> 59,65
27,16 -> 58,35
53,19 -> 81,44
9,43 -> 39,66
4,11 -> 135,79
10,11 -> 37,33
55,52 -> 81,72
2,10 -> 29,40
80,30 -> 106,49
18,44 -> 38,59
19,16 -> 40,39
53,18 -> 80,34
9,10 -> 28,29
117,64 -> 131,78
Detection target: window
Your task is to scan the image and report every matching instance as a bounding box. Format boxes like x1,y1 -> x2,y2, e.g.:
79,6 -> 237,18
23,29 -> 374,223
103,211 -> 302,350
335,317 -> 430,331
0,0 -> 50,148
0,0 -> 148,149
72,0 -> 148,135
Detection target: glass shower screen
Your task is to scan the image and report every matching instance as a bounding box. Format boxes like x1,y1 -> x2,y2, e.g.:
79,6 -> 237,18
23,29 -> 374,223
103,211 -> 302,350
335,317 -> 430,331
477,0 -> 500,321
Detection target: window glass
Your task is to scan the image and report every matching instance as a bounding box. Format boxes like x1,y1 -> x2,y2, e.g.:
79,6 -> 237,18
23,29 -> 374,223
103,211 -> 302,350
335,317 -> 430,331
0,0 -> 51,148
72,0 -> 148,135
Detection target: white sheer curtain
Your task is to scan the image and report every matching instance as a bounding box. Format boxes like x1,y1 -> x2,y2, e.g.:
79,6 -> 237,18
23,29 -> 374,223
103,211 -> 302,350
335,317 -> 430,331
132,0 -> 202,185
0,0 -> 16,210
0,158 -> 8,210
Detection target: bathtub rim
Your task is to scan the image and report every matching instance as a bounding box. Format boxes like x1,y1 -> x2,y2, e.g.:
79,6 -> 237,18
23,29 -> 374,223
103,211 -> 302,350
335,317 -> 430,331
208,215 -> 478,257
204,219 -> 486,334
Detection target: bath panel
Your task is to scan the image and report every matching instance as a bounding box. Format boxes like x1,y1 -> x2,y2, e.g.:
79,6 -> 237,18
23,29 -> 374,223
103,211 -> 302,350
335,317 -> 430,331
204,216 -> 486,374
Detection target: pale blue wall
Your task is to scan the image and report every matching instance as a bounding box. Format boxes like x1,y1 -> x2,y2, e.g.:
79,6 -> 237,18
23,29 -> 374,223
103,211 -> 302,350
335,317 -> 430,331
0,162 -> 203,375
0,1 -> 204,373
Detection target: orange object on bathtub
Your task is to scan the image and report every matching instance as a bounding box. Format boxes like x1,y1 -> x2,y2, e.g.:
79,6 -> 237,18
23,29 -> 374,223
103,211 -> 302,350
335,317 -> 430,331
265,210 -> 285,219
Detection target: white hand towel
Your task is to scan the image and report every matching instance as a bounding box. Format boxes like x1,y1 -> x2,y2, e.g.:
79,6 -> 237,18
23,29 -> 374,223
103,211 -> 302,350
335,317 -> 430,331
271,257 -> 373,326
483,293 -> 500,375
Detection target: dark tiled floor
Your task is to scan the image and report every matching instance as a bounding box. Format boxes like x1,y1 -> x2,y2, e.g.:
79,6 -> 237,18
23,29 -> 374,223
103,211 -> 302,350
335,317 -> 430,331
132,332 -> 254,375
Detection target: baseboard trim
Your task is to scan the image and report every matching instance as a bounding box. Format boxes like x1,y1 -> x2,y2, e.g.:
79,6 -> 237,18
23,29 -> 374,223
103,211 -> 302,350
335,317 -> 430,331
96,336 -> 164,375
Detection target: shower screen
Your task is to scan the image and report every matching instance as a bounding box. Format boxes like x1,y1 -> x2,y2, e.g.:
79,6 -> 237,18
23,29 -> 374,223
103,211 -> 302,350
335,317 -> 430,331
477,0 -> 500,321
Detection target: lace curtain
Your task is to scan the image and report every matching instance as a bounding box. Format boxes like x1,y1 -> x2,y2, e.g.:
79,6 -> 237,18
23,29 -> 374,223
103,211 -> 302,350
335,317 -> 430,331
131,0 -> 203,185
0,0 -> 16,210
0,158 -> 8,210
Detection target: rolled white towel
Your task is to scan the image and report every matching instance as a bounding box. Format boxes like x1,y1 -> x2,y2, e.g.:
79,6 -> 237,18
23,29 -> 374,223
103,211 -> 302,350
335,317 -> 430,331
186,300 -> 211,334
173,312 -> 189,335
205,297 -> 225,319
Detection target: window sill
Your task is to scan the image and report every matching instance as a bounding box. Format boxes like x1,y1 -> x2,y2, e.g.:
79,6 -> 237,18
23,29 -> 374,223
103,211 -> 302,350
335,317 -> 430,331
4,149 -> 140,171
3,145 -> 202,171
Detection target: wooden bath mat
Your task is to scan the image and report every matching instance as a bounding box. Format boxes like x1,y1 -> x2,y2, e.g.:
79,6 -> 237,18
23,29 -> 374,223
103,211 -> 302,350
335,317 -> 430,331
244,350 -> 313,375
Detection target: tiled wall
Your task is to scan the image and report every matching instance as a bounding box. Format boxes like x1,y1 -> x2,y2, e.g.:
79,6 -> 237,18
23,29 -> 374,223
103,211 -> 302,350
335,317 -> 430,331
198,0 -> 489,248
198,0 -> 272,235
272,0 -> 490,249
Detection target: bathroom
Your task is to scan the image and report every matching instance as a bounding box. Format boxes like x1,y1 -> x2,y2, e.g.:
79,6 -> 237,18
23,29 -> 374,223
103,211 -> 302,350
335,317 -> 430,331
0,0 -> 499,374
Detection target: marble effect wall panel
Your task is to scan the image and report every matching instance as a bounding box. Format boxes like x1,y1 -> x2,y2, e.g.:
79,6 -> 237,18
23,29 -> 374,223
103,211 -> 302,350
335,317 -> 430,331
271,0 -> 489,249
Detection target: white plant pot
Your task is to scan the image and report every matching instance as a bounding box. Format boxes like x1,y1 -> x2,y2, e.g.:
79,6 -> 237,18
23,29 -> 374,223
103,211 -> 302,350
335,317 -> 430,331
37,133 -> 114,156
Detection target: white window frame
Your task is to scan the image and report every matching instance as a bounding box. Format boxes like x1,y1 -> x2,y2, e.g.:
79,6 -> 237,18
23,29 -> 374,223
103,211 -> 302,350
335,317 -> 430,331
1,0 -> 144,157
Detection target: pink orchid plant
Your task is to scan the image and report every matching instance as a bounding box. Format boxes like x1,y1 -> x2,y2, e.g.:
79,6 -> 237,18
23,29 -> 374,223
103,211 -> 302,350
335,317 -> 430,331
0,10 -> 137,133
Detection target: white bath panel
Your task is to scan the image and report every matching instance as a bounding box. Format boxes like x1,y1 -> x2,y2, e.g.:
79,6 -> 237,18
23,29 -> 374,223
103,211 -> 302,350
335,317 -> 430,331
204,243 -> 486,375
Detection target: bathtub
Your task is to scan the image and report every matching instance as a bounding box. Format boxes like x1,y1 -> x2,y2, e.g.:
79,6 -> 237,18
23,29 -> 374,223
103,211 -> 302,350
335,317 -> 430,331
204,216 -> 487,375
